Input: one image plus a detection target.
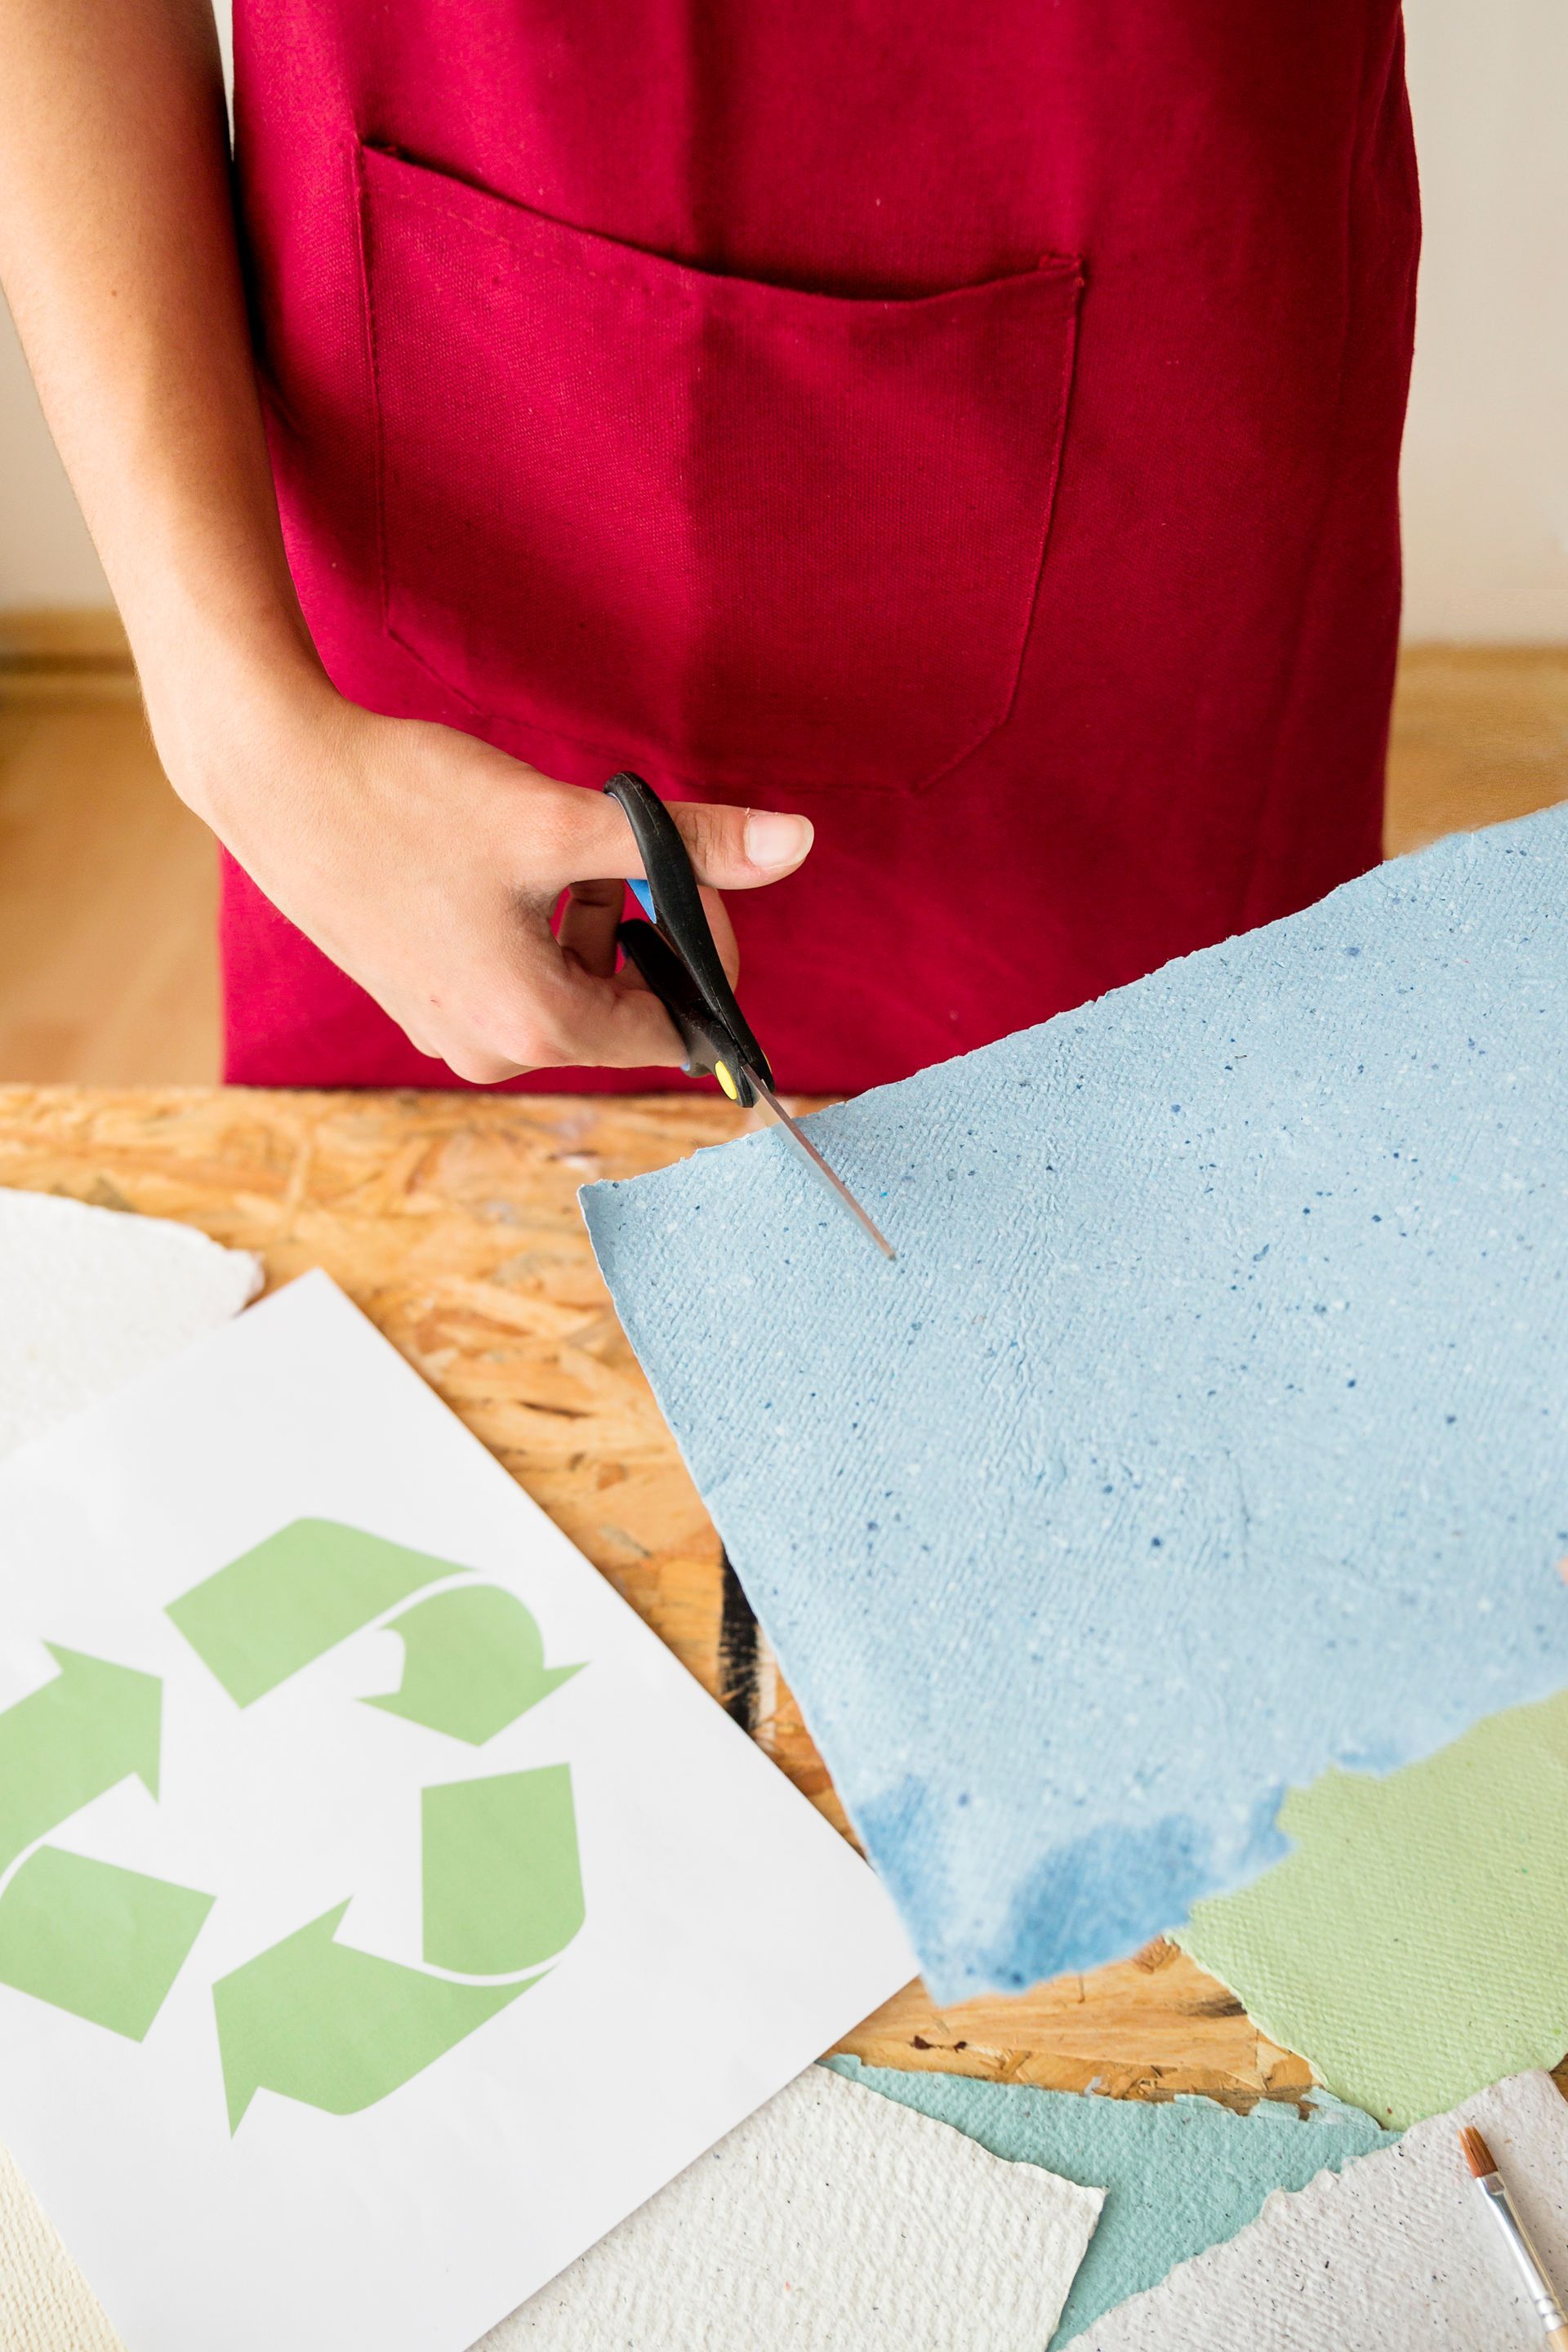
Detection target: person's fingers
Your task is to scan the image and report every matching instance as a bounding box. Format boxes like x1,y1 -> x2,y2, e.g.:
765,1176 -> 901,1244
557,876 -> 625,978
587,980 -> 692,1067
699,884 -> 740,985
538,967 -> 688,1070
409,890 -> 696,1081
557,872 -> 740,992
397,760 -> 785,1078
522,780 -> 813,899
441,1042 -> 528,1085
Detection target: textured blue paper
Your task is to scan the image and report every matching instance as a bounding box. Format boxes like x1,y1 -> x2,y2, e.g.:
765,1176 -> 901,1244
583,808 -> 1568,1997
823,2058 -> 1396,2346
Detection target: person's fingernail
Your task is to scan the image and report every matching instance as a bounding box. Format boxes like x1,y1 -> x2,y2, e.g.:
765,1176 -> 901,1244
744,811 -> 813,871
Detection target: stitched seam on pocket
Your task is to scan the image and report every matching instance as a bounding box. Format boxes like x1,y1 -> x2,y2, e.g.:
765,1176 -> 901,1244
363,145 -> 1078,323
910,261 -> 1085,795
351,136 -> 393,642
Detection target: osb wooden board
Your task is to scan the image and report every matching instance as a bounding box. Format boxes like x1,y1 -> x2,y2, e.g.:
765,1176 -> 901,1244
0,1081 -> 1314,2108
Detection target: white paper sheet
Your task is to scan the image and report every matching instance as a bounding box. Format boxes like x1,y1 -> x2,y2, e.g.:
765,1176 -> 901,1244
0,1188 -> 261,1460
0,1183 -> 261,2352
1076,2070 -> 1568,2348
488,2066 -> 1102,2351
0,1272 -> 917,2352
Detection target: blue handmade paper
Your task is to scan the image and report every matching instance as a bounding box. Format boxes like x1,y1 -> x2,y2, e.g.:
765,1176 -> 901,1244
582,808 -> 1568,1998
823,2058 -> 1396,2346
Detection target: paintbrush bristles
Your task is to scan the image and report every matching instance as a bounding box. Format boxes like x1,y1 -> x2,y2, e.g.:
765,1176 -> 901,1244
1459,2124 -> 1498,2177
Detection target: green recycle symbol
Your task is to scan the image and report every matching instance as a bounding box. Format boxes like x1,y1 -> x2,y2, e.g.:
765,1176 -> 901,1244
0,1521 -> 586,2132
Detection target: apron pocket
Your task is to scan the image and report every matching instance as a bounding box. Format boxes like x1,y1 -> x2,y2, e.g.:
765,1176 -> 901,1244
359,145 -> 1081,796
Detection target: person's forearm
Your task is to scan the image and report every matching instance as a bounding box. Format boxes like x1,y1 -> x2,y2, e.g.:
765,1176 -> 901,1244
0,0 -> 323,799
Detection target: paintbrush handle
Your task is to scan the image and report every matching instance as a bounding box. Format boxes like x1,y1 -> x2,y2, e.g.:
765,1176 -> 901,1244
1475,2173 -> 1568,2333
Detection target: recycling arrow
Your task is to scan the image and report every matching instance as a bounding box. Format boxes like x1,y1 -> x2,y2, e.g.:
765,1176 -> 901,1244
366,1586 -> 583,1744
216,1762 -> 584,2130
0,1644 -> 212,2041
1,1541 -> 592,2115
213,1901 -> 540,2132
0,1645 -> 162,1878
167,1519 -> 471,1706
422,1765 -> 585,1974
0,1846 -> 212,2040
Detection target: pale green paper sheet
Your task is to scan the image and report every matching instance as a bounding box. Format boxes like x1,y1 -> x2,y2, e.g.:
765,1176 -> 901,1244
825,2056 -> 1392,2346
1178,1689 -> 1568,2131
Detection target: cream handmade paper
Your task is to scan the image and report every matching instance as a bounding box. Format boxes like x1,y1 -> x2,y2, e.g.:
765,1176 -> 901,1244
1076,2070 -> 1568,2349
0,1272 -> 915,2352
0,2127 -> 120,2352
1179,1691 -> 1568,2129
489,2066 -> 1102,2350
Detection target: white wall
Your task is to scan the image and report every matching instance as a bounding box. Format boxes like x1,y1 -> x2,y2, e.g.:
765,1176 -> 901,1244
1,0 -> 1564,637
0,295 -> 109,606
0,0 -> 231,614
1400,0 -> 1568,638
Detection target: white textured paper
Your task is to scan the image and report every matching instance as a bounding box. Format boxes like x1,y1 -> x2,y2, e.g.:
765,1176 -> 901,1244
1078,2070 -> 1568,2349
486,2066 -> 1102,2352
0,1188 -> 261,1459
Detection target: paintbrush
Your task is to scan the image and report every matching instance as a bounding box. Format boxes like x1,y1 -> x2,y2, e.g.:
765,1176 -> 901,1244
1459,2123 -> 1568,2345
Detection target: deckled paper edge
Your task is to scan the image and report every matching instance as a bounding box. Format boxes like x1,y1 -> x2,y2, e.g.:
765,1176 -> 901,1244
485,2066 -> 1104,2350
826,2056 -> 1397,2348
1171,1711 -> 1568,2134
0,1187 -> 264,1464
1073,2069 -> 1568,2347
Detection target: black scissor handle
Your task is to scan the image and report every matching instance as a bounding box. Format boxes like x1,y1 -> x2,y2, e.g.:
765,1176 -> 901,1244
617,920 -> 755,1101
603,771 -> 774,1102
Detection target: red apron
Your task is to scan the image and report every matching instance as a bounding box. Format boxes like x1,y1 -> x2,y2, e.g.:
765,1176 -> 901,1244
227,2 -> 1419,1096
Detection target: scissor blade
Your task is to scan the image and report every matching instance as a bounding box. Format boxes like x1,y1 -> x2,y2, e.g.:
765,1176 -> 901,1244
744,1068 -> 896,1260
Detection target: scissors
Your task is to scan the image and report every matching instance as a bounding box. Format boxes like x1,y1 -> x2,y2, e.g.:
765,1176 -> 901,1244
603,770 -> 895,1259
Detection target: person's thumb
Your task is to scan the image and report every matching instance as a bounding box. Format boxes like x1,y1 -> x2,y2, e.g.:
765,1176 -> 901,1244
667,800 -> 814,890
528,781 -> 813,896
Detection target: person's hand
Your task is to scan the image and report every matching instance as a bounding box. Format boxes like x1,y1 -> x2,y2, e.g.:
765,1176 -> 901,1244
155,662 -> 813,1083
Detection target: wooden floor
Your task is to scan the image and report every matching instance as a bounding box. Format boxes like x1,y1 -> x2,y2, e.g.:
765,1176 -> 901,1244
0,621 -> 1565,1085
0,613 -> 217,1085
